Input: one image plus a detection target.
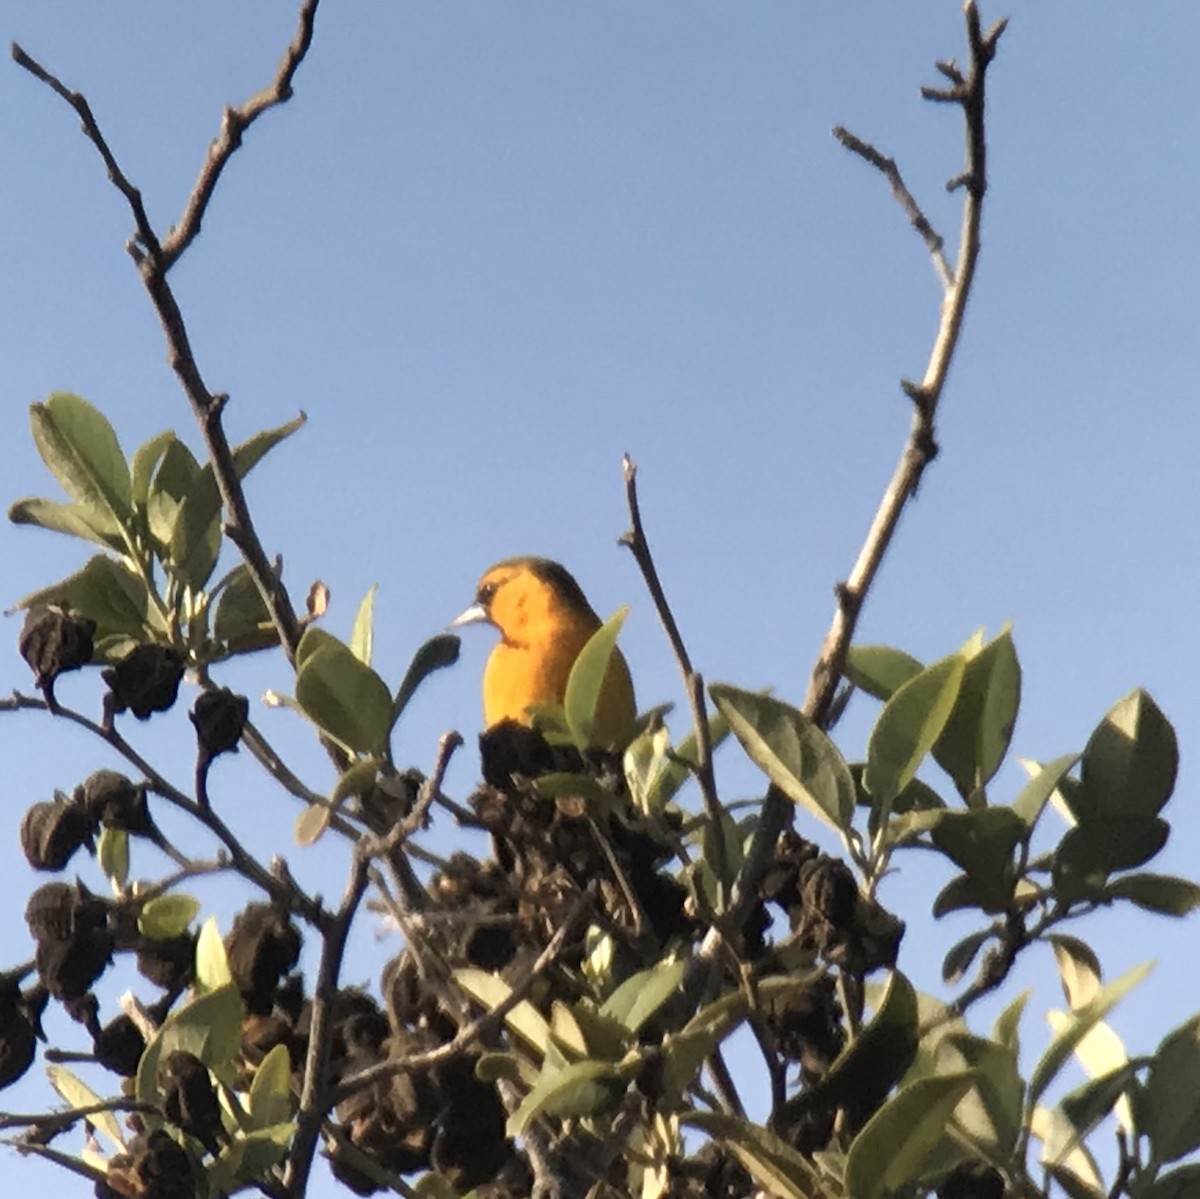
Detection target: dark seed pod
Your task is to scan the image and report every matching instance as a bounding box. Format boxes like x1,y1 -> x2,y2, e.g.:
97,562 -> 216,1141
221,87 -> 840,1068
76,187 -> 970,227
190,687 -> 249,761
158,1050 -> 224,1156
0,972 -> 41,1091
19,605 -> 96,697
136,931 -> 196,993
103,1128 -> 200,1199
75,770 -> 155,837
20,793 -> 95,871
102,644 -> 185,721
95,1014 -> 146,1077
225,903 -> 302,1015
25,881 -> 114,1000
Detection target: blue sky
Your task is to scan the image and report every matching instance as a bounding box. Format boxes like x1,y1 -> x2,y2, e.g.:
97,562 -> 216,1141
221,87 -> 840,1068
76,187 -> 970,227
2,2 -> 1198,1193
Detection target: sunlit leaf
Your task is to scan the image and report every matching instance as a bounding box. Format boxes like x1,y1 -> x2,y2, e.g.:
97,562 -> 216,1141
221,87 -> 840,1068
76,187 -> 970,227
29,393 -> 131,536
864,653 -> 965,806
844,644 -> 924,702
844,1071 -> 980,1199
564,607 -> 628,749
710,684 -> 855,831
349,584 -> 377,666
139,893 -> 200,939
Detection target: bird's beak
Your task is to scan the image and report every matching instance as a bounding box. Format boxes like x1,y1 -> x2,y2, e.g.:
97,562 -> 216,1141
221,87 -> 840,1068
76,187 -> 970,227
449,602 -> 488,629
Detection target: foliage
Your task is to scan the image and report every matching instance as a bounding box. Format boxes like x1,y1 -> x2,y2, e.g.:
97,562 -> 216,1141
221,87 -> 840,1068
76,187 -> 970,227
6,5 -> 1200,1199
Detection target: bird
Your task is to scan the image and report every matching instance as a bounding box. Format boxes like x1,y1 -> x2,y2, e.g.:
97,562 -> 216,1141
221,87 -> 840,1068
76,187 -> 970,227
452,557 -> 636,748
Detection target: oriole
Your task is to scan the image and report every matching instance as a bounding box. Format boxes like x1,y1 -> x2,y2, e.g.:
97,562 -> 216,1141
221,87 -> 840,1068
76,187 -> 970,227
452,557 -> 636,748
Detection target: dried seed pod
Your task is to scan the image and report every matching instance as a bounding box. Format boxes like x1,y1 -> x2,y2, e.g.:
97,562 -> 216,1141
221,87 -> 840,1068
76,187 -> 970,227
20,793 -> 95,871
102,644 -> 185,721
75,770 -> 155,836
0,972 -> 41,1091
136,931 -> 196,993
157,1050 -> 224,1155
25,881 -> 113,1000
190,687 -> 248,761
225,903 -> 302,1015
18,605 -> 95,700
103,1128 -> 200,1199
94,1014 -> 146,1077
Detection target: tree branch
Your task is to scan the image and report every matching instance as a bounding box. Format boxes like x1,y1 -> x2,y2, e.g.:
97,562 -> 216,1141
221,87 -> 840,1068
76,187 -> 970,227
11,1 -> 324,669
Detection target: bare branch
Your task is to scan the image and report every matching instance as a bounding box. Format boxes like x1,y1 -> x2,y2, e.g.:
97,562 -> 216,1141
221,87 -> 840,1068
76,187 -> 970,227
619,454 -> 726,891
694,1 -> 1004,972
160,0 -> 321,270
831,125 -> 953,290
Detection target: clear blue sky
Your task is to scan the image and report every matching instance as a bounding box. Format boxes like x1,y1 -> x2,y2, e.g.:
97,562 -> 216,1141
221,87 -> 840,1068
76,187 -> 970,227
2,2 -> 1197,1193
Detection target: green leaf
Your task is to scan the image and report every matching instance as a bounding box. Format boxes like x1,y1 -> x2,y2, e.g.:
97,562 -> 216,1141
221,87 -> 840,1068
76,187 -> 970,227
506,1058 -> 628,1135
709,684 -> 855,831
564,607 -> 628,749
210,1122 -> 295,1191
1028,962 -> 1152,1106
130,430 -> 176,509
390,633 -> 461,731
702,808 -> 745,889
349,584 -> 377,666
811,970 -> 919,1126
1100,872 -> 1200,916
1049,935 -> 1102,1010
1060,1061 -> 1145,1151
97,825 -> 128,888
295,628 -> 393,755
844,644 -> 924,701
454,967 -> 550,1055
147,438 -> 202,552
136,982 -> 244,1106
1030,1104 -> 1106,1196
47,1065 -> 125,1150
601,959 -> 687,1034
864,653 -> 966,806
942,930 -> 990,986
213,563 -> 278,654
13,554 -> 160,646
231,412 -> 306,476
248,1043 -> 294,1130
940,1032 -> 1024,1157
8,496 -> 125,551
932,873 -> 991,918
194,915 -> 232,991
992,991 -> 1029,1052
1143,1015 -> 1200,1162
681,1111 -> 822,1199
1012,753 -> 1081,829
1079,689 -> 1178,821
168,469 -> 223,590
927,807 -> 1025,911
1053,817 -> 1170,898
139,893 -> 201,939
844,1072 -> 980,1199
29,393 -> 131,535
932,629 -> 1021,799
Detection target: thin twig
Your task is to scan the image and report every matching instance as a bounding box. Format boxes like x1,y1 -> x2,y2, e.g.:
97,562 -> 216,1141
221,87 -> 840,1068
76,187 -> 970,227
831,125 -> 953,289
160,0 -> 320,270
620,455 -> 728,894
